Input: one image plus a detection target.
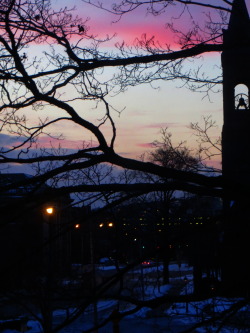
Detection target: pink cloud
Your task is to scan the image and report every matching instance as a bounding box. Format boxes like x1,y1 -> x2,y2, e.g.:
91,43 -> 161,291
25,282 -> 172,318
80,3 -> 176,47
110,23 -> 174,46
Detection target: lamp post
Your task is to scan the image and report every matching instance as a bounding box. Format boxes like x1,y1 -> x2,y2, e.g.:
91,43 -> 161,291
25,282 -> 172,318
44,205 -> 55,261
43,205 -> 56,333
44,205 -> 56,272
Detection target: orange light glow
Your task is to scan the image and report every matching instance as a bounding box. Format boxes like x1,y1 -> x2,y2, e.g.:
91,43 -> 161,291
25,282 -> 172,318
46,207 -> 54,215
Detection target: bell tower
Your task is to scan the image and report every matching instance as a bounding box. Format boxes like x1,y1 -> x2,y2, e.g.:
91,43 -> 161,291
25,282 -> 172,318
221,0 -> 250,295
222,0 -> 250,184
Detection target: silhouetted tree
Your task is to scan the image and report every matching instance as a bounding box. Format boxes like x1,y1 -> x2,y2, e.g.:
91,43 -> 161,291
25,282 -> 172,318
0,1 -> 248,332
0,0 -> 226,206
147,128 -> 200,283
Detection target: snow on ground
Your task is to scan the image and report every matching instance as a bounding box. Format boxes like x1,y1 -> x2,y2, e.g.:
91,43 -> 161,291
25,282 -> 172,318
2,262 -> 249,333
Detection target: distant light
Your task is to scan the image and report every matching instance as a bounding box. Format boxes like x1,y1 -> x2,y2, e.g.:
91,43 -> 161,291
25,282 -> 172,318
108,222 -> 114,227
75,224 -> 80,229
99,223 -> 104,228
46,207 -> 54,215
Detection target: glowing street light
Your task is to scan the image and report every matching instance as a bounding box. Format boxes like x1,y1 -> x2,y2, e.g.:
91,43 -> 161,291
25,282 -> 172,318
46,207 -> 54,215
99,222 -> 114,228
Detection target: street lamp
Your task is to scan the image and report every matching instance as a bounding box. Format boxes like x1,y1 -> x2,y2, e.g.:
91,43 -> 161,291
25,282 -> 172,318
43,204 -> 57,274
98,222 -> 114,228
44,204 -> 56,247
43,204 -> 56,332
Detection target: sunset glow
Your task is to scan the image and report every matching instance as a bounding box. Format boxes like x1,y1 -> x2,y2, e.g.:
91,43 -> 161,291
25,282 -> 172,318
3,0 -> 248,173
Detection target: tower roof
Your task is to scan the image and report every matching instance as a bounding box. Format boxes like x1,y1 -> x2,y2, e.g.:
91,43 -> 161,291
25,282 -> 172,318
228,0 -> 249,31
224,0 -> 250,45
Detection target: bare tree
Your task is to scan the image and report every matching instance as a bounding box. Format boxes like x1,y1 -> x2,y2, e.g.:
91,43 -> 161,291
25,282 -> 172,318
0,0 -> 228,206
150,128 -> 200,171
190,115 -> 222,170
1,1 -> 248,332
147,128 -> 200,282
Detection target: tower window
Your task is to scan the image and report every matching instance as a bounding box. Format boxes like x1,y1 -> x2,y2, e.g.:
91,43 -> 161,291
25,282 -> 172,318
234,84 -> 249,110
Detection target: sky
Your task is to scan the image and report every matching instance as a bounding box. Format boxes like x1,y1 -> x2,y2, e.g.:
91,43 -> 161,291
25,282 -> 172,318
3,0 -> 250,173
55,0 -> 229,166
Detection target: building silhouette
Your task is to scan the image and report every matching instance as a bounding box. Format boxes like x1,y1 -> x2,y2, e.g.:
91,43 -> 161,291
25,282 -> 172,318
221,0 -> 250,295
0,173 -> 73,289
1,0 -> 249,299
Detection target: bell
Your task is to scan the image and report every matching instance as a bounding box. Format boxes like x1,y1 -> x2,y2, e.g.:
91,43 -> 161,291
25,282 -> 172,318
237,95 -> 247,109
